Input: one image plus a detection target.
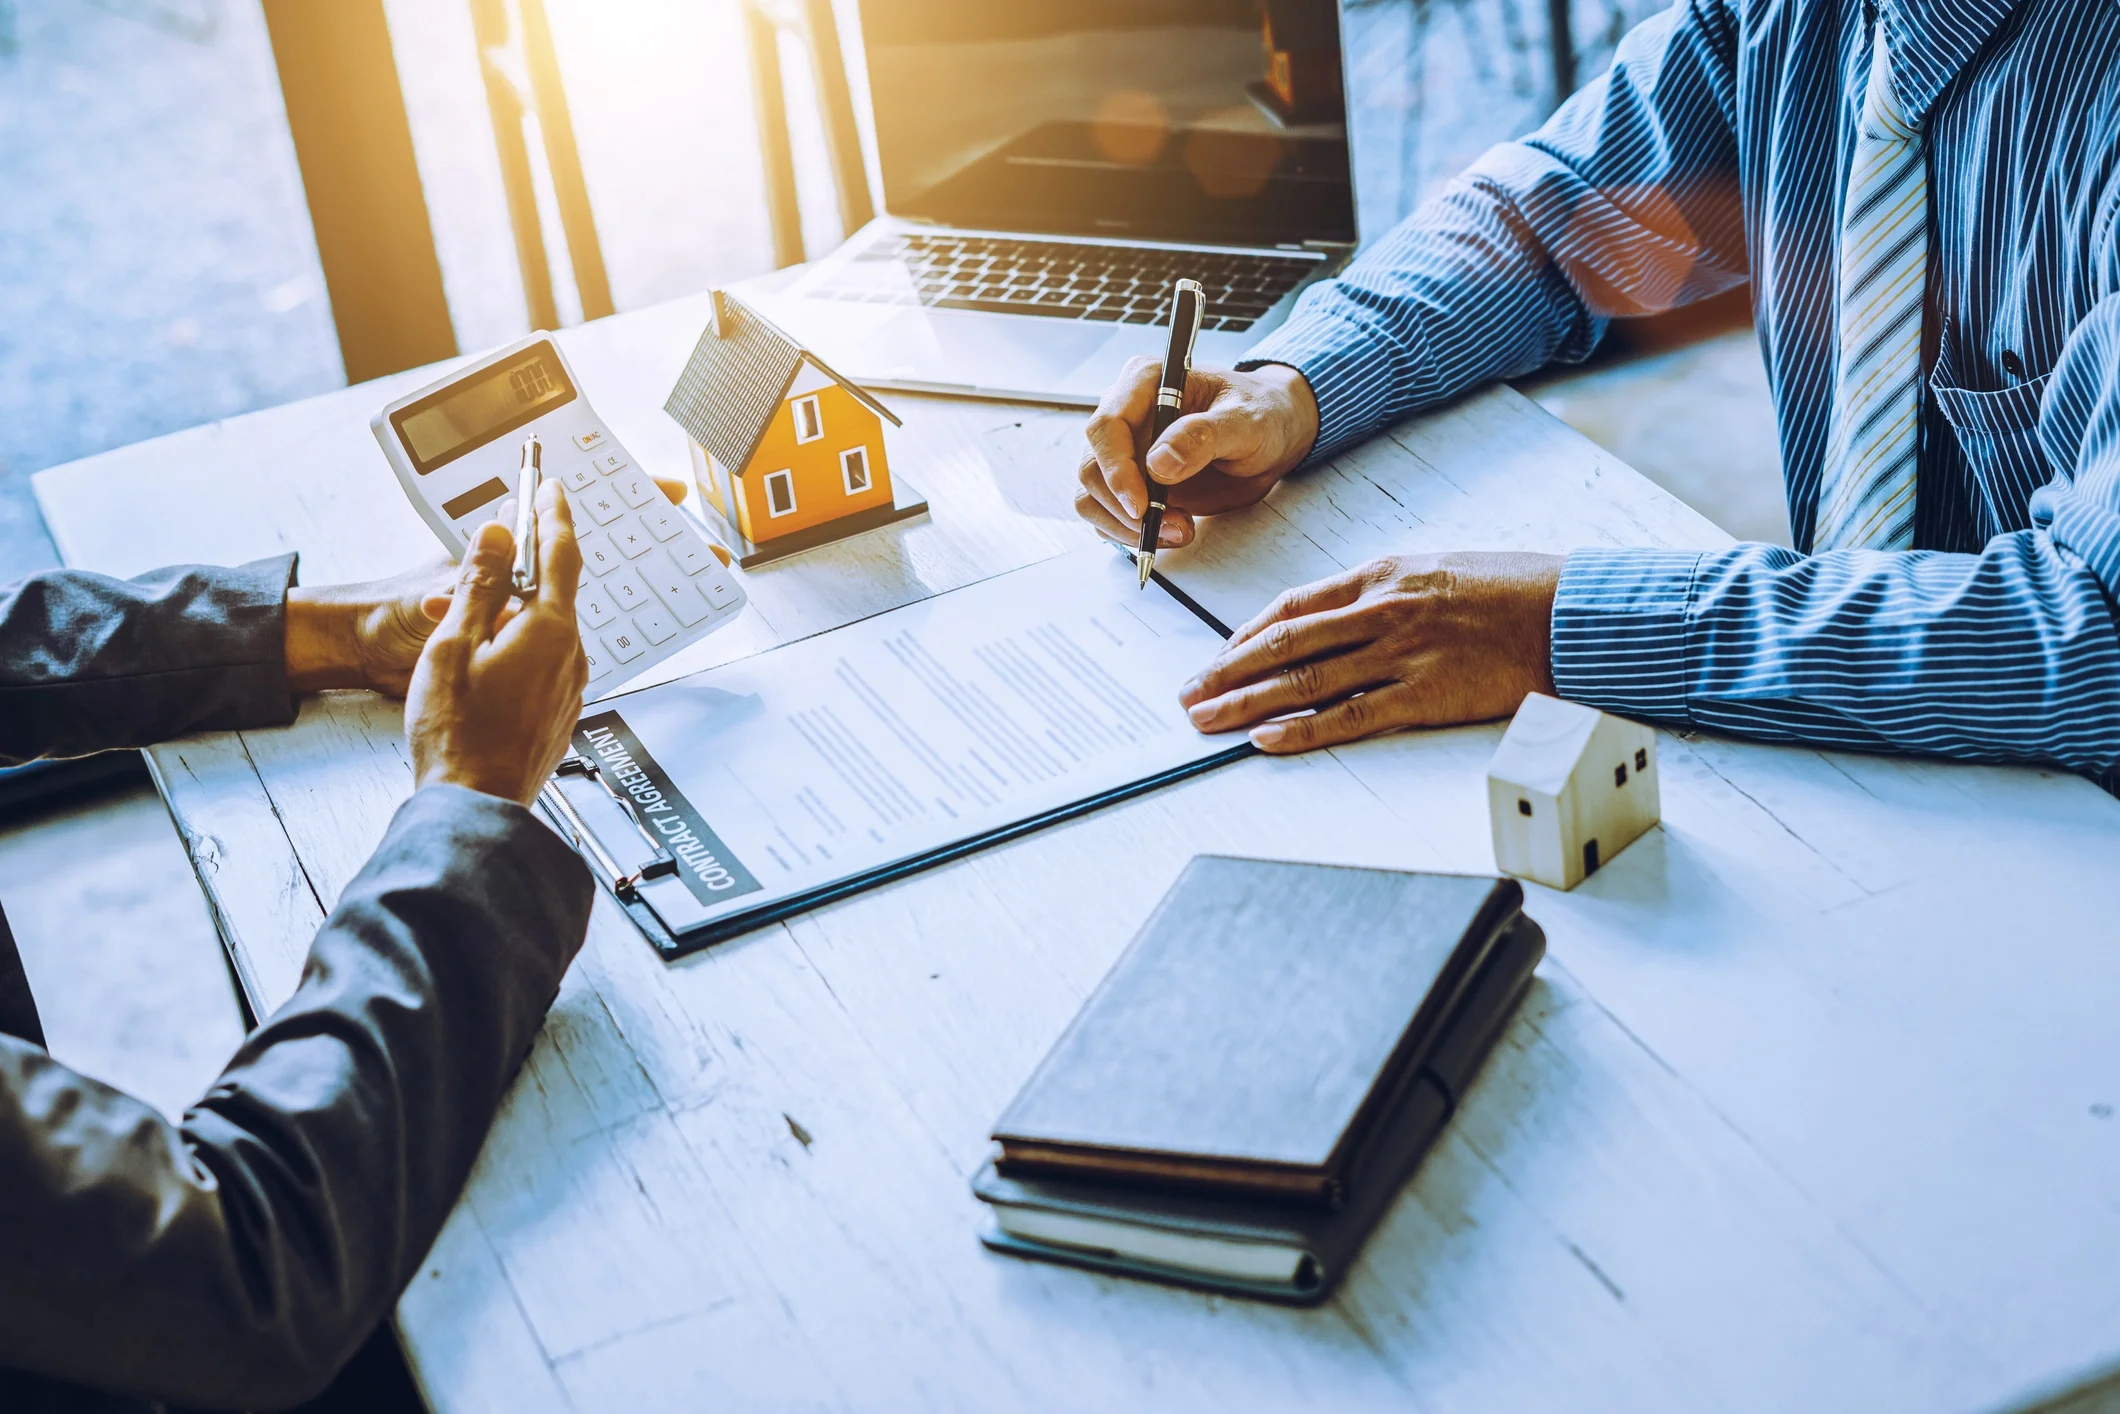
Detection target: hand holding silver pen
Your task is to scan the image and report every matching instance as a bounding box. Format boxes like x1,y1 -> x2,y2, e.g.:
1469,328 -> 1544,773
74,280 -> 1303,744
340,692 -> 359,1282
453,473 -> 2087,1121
513,435 -> 541,596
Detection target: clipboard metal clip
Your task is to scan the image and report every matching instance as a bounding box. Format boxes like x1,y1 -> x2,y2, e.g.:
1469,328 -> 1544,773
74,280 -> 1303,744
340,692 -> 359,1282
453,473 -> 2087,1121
540,753 -> 679,900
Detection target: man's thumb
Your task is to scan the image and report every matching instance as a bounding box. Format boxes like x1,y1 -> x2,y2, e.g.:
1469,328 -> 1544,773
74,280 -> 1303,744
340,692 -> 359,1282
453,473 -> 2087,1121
437,521 -> 515,647
1145,409 -> 1240,484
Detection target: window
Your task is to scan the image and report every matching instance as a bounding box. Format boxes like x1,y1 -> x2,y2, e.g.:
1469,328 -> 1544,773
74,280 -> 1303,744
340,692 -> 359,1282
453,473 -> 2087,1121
792,394 -> 823,444
1614,763 -> 1628,788
1635,747 -> 1648,772
764,469 -> 797,518
1516,799 -> 1532,817
840,445 -> 871,494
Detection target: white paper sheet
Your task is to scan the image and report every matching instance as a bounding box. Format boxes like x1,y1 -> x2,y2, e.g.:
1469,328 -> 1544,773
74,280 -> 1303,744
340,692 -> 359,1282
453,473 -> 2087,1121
556,547 -> 1248,949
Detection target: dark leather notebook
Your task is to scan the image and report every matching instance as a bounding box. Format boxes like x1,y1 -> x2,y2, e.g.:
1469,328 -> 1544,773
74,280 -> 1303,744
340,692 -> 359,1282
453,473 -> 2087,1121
975,913 -> 1545,1303
992,857 -> 1525,1205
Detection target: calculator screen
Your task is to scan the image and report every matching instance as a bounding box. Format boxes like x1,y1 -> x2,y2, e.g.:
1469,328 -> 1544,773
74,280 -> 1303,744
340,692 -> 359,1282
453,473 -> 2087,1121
391,341 -> 576,475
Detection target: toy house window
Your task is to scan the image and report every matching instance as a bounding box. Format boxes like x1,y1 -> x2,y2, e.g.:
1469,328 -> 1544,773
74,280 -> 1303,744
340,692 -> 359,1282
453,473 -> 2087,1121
1635,748 -> 1648,771
840,446 -> 871,495
792,395 -> 823,444
1517,799 -> 1532,816
764,469 -> 797,518
1614,763 -> 1628,787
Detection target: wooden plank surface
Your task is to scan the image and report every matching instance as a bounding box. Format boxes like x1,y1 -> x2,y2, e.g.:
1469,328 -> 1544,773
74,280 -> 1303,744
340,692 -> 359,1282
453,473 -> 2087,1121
35,288 -> 2120,1414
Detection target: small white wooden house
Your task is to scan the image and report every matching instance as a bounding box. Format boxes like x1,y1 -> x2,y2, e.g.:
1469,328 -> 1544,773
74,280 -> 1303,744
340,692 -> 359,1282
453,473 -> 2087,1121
1487,693 -> 1660,890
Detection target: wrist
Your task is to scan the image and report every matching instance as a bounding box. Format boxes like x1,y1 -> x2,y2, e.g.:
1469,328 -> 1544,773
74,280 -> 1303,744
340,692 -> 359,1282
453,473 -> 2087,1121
411,739 -> 546,809
284,588 -> 366,693
1249,362 -> 1321,471
1527,558 -> 1561,697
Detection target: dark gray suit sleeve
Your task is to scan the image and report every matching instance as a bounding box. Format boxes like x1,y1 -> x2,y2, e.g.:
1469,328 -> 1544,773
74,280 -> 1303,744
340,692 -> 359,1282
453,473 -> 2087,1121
0,555 -> 301,765
0,785 -> 594,1411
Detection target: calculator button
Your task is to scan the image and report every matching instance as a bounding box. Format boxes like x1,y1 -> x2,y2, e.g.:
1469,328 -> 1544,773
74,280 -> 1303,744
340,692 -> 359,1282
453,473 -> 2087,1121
670,539 -> 716,576
577,531 -> 620,576
700,573 -> 740,610
582,642 -> 605,680
614,522 -> 655,559
561,462 -> 598,493
573,429 -> 606,452
639,550 -> 688,600
642,505 -> 685,541
577,488 -> 626,525
592,449 -> 630,475
613,472 -> 657,509
600,624 -> 645,663
579,583 -> 617,627
633,606 -> 678,645
605,565 -> 651,611
669,581 -> 713,626
642,554 -> 712,626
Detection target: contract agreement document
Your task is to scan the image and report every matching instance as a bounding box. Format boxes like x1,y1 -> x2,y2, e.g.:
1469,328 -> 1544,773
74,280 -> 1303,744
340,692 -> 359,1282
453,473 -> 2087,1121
540,547 -> 1252,957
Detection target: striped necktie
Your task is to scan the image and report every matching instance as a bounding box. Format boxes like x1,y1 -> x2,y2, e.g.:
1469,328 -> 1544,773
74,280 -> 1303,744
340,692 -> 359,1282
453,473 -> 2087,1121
1813,22 -> 1926,552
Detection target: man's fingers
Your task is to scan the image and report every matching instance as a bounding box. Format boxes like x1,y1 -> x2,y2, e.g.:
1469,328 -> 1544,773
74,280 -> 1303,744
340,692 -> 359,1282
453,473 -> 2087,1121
532,479 -> 582,618
1082,356 -> 1161,517
436,520 -> 516,651
1224,570 -> 1369,650
1073,487 -> 1191,548
1077,451 -> 1137,531
1073,488 -> 1192,548
1074,487 -> 1134,545
1181,603 -> 1380,708
1181,597 -> 1376,704
1185,645 -> 1390,733
1144,405 -> 1253,486
1249,684 -> 1419,754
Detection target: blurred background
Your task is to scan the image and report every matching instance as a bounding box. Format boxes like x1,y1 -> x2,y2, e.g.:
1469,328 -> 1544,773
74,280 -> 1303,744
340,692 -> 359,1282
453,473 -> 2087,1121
2,0 -> 1774,587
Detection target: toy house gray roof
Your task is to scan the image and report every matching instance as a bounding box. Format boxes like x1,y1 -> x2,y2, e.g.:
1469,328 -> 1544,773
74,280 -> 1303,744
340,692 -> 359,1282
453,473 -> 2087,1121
663,290 -> 899,476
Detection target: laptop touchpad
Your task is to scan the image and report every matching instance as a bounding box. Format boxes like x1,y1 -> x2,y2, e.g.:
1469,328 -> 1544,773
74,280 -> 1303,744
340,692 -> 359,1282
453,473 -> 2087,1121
866,309 -> 1111,386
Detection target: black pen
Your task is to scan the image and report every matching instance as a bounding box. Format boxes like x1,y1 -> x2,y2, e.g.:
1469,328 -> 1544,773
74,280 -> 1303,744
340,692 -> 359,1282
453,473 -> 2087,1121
1136,278 -> 1206,589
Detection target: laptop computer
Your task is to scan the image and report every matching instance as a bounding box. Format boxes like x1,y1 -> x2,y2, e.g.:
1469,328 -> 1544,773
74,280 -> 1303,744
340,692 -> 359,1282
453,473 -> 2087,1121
755,0 -> 1359,407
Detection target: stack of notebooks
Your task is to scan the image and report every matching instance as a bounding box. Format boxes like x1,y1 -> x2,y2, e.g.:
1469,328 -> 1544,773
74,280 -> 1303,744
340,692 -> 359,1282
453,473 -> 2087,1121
973,856 -> 1544,1303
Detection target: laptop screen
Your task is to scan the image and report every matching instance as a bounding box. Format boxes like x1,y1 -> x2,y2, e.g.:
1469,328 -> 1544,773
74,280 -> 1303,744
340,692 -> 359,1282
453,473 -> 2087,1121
857,0 -> 1356,249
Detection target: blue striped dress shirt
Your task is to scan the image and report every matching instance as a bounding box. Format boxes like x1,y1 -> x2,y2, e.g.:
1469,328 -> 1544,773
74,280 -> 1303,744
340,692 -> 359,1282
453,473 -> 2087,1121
1242,0 -> 2120,787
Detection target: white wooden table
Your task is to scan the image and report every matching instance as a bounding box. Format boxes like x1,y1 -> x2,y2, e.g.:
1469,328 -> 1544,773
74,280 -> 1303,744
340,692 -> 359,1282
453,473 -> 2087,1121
34,288 -> 2120,1414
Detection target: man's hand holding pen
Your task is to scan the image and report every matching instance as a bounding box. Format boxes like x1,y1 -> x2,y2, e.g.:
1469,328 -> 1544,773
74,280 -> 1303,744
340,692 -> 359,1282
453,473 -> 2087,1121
1074,354 -> 1562,753
387,466 -> 706,807
1075,360 -> 1321,553
406,479 -> 590,807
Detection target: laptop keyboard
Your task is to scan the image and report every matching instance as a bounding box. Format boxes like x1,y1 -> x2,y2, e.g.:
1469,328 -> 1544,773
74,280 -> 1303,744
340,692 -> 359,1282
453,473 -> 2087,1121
808,234 -> 1321,333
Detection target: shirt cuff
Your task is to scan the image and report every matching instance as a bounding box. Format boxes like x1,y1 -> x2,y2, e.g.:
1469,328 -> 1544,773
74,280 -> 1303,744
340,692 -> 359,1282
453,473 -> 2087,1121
1238,305 -> 1437,467
205,552 -> 302,725
1549,547 -> 1702,723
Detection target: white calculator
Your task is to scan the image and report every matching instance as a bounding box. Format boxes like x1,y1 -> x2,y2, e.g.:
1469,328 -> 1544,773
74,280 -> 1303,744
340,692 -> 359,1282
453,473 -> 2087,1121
371,333 -> 748,699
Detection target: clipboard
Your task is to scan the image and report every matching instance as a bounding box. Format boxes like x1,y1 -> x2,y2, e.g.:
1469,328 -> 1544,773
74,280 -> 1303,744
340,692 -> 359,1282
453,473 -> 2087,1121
537,555 -> 1255,961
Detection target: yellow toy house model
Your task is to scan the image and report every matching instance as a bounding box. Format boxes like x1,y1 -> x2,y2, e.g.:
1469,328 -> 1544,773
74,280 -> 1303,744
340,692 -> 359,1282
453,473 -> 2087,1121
664,290 -> 926,566
1487,693 -> 1661,891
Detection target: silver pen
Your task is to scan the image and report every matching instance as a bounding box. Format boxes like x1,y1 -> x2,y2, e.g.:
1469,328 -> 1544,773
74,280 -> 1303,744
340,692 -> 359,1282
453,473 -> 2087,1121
513,435 -> 541,595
